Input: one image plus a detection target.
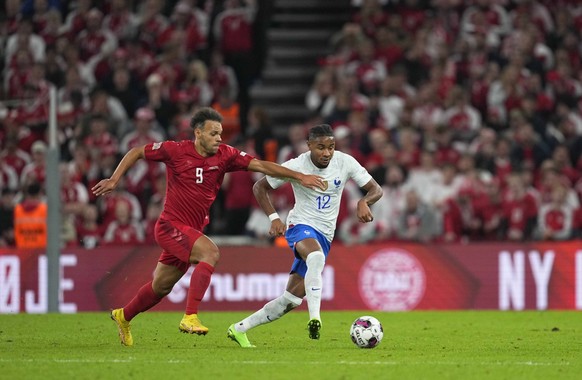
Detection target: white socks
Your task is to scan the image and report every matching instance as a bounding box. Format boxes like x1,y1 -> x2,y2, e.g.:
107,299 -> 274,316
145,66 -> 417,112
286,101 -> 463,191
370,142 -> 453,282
305,251 -> 325,321
235,291 -> 303,333
234,251 -> 326,333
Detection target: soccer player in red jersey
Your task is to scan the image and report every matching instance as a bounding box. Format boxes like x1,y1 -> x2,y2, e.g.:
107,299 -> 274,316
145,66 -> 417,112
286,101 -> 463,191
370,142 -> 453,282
92,107 -> 325,346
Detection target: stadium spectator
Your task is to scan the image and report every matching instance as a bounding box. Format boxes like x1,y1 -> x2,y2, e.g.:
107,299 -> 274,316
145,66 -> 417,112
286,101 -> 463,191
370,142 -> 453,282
76,204 -> 103,249
180,59 -> 213,107
374,25 -> 404,71
57,64 -> 92,106
102,0 -> 139,42
501,171 -> 538,241
406,149 -> 442,203
536,182 -> 577,241
76,8 -> 117,64
473,175 -> 504,240
343,38 -> 387,97
208,49 -> 239,105
460,0 -> 511,49
352,0 -> 387,39
306,68 -> 336,116
364,128 -> 390,172
20,140 -> 47,189
510,121 -> 551,172
105,66 -> 142,121
442,85 -> 482,143
75,87 -> 127,141
13,181 -> 47,249
321,73 -> 369,125
97,176 -> 142,228
364,162 -> 408,240
0,133 -> 33,177
36,8 -> 64,47
4,17 -> 45,65
551,144 -> 580,185
135,0 -> 169,53
212,90 -> 241,144
60,162 -> 90,223
277,123 -> 308,164
377,67 -> 414,130
338,180 -> 385,245
395,189 -> 440,242
62,0 -> 92,37
142,72 -> 176,131
157,1 -> 206,60
103,200 -> 145,245
395,127 -> 420,169
82,114 -> 119,160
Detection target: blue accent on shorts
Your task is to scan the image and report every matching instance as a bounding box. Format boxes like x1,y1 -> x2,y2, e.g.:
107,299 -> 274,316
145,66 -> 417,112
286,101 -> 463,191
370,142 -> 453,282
285,224 -> 331,278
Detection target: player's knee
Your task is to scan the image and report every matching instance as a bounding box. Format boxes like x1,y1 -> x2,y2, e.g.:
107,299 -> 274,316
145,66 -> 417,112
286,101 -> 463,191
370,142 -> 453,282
306,251 -> 325,271
191,248 -> 219,266
201,247 -> 220,265
190,237 -> 220,265
283,290 -> 303,310
152,279 -> 175,297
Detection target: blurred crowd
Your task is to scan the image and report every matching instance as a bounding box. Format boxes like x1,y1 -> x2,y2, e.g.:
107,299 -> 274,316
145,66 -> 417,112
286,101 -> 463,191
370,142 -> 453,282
0,0 -> 263,248
304,0 -> 582,244
1,0 -> 582,249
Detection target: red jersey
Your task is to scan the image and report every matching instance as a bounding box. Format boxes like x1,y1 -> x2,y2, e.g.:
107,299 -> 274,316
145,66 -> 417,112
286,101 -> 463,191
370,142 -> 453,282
502,192 -> 538,233
217,10 -> 253,53
103,221 -> 145,245
145,141 -> 254,229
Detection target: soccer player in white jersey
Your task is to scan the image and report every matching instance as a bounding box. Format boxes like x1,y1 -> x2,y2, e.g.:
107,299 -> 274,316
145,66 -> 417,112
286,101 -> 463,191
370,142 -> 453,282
228,124 -> 383,347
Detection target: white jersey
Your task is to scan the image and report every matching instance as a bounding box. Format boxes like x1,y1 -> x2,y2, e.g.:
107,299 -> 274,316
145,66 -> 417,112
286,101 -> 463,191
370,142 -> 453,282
267,151 -> 372,242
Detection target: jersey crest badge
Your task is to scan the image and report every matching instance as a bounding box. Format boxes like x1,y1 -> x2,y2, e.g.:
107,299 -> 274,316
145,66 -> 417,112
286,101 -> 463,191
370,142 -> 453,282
334,178 -> 341,188
321,181 -> 328,191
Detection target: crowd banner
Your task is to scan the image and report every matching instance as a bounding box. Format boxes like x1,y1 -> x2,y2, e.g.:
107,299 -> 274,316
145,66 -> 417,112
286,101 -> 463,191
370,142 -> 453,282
1,241 -> 581,313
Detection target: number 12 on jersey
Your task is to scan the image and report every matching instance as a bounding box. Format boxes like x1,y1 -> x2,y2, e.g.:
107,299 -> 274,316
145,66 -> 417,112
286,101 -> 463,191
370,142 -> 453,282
316,195 -> 331,209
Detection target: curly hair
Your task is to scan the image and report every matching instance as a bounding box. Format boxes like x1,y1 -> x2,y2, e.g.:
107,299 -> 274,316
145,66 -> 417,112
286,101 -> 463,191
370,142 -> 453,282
190,107 -> 223,130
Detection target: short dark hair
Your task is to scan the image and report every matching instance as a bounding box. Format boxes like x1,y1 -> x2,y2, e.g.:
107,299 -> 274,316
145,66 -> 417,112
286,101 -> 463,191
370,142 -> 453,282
190,107 -> 223,130
308,124 -> 334,140
27,182 -> 42,196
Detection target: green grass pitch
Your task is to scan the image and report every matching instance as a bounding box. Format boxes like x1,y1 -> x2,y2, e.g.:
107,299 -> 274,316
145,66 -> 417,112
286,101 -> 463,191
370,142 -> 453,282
0,311 -> 580,379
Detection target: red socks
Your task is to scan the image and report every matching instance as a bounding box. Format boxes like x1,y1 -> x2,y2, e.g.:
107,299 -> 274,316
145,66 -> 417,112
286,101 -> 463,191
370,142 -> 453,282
185,261 -> 215,315
122,262 -> 215,319
123,281 -> 162,321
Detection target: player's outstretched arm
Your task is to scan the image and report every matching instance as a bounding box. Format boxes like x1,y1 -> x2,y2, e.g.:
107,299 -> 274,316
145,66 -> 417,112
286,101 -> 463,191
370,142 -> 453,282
247,159 -> 325,190
91,146 -> 145,197
356,178 -> 383,223
252,177 -> 286,236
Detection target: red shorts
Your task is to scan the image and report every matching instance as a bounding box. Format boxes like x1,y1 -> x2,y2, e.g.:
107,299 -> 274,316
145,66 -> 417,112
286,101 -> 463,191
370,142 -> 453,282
155,218 -> 204,273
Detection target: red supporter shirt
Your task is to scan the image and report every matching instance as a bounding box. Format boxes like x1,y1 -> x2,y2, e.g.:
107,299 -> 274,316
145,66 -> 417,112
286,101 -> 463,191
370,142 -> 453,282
502,193 -> 538,232
145,141 -> 254,229
218,13 -> 253,53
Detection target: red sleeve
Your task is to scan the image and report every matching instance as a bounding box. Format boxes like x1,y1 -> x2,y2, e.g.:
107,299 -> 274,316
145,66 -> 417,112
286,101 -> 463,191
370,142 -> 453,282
144,141 -> 173,162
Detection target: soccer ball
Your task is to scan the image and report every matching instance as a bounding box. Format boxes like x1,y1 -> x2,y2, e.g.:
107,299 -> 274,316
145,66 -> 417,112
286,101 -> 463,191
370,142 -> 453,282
350,316 -> 383,349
